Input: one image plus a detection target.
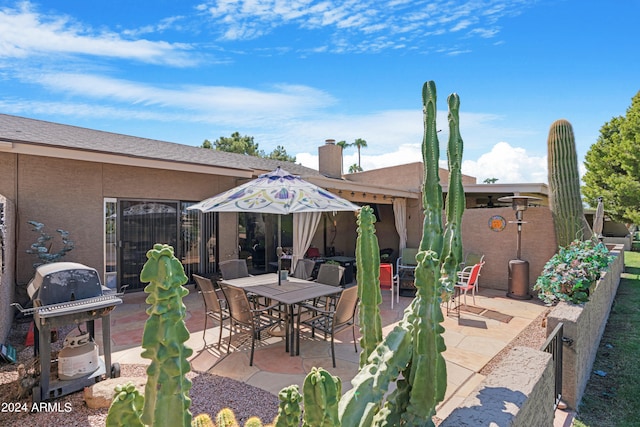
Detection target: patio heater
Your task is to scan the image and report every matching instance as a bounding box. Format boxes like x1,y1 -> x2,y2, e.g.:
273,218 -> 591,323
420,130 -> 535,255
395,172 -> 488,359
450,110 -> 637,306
498,195 -> 541,300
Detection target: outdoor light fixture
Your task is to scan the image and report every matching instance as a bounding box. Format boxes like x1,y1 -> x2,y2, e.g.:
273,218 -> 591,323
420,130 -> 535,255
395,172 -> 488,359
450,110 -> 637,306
498,195 -> 541,299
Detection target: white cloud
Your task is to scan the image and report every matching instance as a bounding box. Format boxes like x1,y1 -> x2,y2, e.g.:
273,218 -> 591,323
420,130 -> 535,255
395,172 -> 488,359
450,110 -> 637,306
27,72 -> 336,121
0,2 -> 197,66
296,141 -> 549,185
460,142 -> 547,183
296,142 -> 547,184
196,0 -> 532,52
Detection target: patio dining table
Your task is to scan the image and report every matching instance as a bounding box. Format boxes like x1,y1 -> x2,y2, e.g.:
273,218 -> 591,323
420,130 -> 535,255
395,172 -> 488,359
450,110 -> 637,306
219,273 -> 343,356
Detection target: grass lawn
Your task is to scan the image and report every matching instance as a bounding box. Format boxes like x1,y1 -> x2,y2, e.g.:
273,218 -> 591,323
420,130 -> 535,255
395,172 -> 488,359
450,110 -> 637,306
574,251 -> 640,427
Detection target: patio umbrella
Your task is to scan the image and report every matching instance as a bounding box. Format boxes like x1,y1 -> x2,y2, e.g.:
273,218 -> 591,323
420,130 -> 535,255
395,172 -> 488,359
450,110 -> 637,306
188,166 -> 361,284
593,197 -> 605,241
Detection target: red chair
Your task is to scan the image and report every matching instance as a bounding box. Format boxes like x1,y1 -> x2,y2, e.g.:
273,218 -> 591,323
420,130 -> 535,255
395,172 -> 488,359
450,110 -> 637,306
449,262 -> 485,316
380,263 -> 399,309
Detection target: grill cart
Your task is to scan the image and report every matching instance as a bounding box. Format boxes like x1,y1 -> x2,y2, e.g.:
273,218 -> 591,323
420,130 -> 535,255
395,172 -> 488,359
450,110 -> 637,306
12,262 -> 123,403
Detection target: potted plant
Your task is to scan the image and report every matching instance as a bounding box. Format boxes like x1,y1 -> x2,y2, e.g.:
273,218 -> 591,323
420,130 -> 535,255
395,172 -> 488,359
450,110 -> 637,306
534,239 -> 614,305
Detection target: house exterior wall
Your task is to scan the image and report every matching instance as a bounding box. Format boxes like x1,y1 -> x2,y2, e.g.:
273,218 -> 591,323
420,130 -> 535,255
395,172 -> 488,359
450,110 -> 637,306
0,195 -> 16,344
0,152 -> 241,287
460,206 -> 557,291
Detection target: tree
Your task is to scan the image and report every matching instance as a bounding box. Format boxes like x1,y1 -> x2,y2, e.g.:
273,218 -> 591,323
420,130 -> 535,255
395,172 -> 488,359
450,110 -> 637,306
266,145 -> 296,162
353,138 -> 367,169
202,132 -> 296,163
582,90 -> 640,225
348,163 -> 363,173
483,177 -> 498,184
209,131 -> 264,156
336,140 -> 350,174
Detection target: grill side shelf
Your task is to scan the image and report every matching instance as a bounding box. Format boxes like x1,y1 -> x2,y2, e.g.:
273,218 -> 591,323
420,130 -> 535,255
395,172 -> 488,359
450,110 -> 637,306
11,295 -> 122,317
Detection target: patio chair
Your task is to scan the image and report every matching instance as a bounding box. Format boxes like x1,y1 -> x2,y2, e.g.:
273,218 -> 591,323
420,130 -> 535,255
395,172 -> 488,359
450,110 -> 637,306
219,284 -> 283,366
396,247 -> 418,277
315,263 -> 345,287
458,253 -> 485,292
292,258 -> 316,280
380,263 -> 400,309
296,285 -> 359,367
313,263 -> 346,309
218,259 -> 250,280
448,261 -> 485,316
193,274 -> 230,350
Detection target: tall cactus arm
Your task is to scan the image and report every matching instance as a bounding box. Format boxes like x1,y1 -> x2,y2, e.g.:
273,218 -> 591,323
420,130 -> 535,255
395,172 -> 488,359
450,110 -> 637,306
440,93 -> 466,294
356,205 -> 384,367
401,82 -> 457,426
139,244 -> 193,427
420,80 -> 444,255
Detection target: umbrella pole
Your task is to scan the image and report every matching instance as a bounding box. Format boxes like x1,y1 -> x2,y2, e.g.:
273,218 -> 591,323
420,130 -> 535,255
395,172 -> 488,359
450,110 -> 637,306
277,215 -> 282,285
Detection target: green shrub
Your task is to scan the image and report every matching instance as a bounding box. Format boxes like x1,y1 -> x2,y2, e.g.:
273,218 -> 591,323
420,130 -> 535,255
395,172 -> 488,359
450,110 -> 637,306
534,239 -> 614,305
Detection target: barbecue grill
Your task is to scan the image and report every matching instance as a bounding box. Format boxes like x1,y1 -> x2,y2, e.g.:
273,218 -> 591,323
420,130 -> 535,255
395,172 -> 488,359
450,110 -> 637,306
12,262 -> 122,403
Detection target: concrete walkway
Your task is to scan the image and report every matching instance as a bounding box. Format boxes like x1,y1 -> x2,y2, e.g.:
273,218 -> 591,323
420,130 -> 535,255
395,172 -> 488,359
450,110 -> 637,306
96,283 -> 574,424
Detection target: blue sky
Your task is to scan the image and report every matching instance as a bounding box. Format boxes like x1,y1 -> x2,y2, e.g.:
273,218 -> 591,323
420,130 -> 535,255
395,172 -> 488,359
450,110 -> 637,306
0,0 -> 638,183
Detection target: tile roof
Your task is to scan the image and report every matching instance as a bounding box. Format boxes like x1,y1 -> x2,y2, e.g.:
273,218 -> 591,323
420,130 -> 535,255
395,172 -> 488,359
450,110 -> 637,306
0,113 -> 322,177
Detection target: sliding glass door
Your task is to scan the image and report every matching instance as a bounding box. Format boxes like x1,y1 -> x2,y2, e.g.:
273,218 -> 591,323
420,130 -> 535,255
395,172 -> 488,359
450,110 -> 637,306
105,198 -> 218,292
119,200 -> 179,291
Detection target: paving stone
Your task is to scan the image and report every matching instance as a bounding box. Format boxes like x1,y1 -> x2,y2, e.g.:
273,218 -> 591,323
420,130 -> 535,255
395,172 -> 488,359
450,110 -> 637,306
84,376 -> 146,409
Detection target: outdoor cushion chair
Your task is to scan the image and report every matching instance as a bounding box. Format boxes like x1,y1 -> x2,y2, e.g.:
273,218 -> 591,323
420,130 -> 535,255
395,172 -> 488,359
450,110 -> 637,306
219,283 -> 283,366
193,274 -> 230,350
296,285 -> 359,367
396,247 -> 418,278
218,259 -> 250,280
448,261 -> 485,316
292,258 -> 316,280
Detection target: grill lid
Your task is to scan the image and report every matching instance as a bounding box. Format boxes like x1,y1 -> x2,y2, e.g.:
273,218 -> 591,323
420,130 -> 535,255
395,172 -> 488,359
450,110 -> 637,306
27,262 -> 104,305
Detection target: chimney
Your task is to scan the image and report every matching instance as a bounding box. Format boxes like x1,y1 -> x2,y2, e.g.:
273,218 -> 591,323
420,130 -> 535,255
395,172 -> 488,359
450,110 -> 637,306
318,139 -> 342,178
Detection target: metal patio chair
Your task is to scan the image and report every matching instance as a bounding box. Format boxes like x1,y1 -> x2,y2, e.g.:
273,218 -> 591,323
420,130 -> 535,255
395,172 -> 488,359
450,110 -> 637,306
296,285 -> 359,367
193,274 -> 230,350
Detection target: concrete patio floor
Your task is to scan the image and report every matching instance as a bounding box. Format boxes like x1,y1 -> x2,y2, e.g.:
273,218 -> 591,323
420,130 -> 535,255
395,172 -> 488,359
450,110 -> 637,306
96,283 -> 575,425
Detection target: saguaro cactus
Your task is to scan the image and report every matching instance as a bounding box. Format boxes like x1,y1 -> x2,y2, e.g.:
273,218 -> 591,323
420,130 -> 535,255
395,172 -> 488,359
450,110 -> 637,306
139,244 -> 193,427
547,119 -> 592,246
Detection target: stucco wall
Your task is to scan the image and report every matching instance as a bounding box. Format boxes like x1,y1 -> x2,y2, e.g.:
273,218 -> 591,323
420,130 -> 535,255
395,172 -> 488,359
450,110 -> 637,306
0,195 -> 15,344
441,346 -> 555,427
546,246 -> 624,409
2,153 -> 240,286
460,206 -> 558,291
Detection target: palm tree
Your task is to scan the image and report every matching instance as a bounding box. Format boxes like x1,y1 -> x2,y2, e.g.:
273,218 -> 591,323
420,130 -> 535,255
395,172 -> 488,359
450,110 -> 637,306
353,138 -> 367,169
336,140 -> 350,174
348,163 -> 363,173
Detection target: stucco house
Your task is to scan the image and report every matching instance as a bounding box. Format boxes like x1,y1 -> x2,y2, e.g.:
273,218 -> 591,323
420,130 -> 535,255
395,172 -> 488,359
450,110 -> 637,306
0,113 -> 556,344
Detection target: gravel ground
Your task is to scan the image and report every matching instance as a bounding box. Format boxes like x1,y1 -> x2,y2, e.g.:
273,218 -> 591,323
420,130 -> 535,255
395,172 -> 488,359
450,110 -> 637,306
0,320 -> 279,427
1,308 -> 550,426
479,307 -> 551,376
